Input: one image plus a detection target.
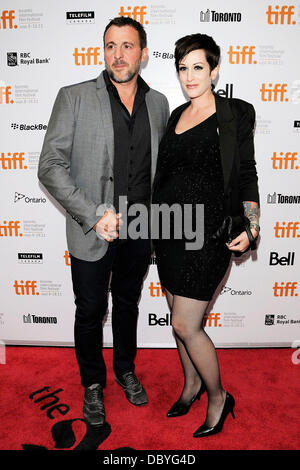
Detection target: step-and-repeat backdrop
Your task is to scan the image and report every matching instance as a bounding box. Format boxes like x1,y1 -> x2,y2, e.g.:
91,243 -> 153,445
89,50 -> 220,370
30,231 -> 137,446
1,0 -> 299,348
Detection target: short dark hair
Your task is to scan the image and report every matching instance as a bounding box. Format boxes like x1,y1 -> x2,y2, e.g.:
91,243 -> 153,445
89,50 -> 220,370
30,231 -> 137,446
174,33 -> 220,72
103,16 -> 147,50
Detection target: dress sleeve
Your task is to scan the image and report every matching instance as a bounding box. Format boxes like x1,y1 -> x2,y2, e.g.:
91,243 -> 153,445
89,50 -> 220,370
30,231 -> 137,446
237,103 -> 260,205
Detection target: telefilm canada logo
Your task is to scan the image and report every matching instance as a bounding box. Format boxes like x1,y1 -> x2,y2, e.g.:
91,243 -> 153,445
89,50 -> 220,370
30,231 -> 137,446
66,11 -> 95,24
294,120 -> 300,132
200,9 -> 242,22
18,253 -> 43,264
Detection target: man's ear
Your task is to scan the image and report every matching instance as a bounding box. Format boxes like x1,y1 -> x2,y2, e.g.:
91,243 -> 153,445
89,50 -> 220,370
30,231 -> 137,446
141,47 -> 149,63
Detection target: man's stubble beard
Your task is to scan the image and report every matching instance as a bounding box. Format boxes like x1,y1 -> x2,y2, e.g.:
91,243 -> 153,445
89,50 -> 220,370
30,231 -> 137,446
105,56 -> 142,84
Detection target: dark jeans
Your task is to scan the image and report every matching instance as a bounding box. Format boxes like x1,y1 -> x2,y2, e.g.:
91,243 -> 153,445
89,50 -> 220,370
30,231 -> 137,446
70,237 -> 151,388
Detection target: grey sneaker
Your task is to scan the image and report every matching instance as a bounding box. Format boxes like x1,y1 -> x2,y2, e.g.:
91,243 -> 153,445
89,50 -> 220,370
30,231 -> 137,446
83,384 -> 105,426
115,372 -> 148,406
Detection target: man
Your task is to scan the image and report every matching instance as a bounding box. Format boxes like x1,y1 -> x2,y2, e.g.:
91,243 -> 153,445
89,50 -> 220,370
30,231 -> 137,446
38,16 -> 169,426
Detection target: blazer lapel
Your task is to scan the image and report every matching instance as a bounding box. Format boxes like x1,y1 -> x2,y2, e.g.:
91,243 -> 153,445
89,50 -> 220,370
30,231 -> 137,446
96,72 -> 114,169
214,93 -> 236,194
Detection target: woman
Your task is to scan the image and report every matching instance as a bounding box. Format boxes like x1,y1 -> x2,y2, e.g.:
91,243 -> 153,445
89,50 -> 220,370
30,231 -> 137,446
152,34 -> 260,438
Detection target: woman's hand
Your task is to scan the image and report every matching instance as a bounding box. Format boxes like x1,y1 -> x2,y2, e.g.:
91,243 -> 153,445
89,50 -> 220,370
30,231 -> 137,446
226,227 -> 258,253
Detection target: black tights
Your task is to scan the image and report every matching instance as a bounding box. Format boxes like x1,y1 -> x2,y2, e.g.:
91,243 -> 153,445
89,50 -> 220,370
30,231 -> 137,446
165,289 -> 226,427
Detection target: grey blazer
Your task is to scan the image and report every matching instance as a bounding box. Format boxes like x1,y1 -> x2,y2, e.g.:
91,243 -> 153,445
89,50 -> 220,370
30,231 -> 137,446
38,72 -> 170,261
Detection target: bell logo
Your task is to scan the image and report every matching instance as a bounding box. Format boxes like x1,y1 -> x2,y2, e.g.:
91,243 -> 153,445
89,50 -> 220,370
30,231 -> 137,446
227,46 -> 256,64
0,10 -> 17,29
260,83 -> 288,102
271,151 -> 299,170
118,6 -> 148,25
273,281 -> 298,297
203,313 -> 222,327
73,47 -> 102,66
0,152 -> 27,170
148,281 -> 165,297
0,220 -> 22,237
0,86 -> 14,104
14,280 -> 39,296
266,5 -> 296,25
274,221 -> 300,238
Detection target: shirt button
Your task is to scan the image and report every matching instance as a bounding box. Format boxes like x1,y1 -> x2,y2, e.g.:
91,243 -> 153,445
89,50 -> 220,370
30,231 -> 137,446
109,176 -> 113,181
129,173 -> 132,178
130,146 -> 134,150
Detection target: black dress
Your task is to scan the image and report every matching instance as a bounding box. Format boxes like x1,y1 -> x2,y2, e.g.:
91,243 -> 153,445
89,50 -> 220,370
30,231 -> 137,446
152,111 -> 231,301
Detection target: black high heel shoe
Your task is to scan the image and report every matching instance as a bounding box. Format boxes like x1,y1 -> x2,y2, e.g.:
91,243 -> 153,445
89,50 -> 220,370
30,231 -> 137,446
167,382 -> 206,418
193,391 -> 235,437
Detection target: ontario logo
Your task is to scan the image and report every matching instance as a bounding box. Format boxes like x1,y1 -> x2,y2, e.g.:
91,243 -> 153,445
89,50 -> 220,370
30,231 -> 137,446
14,191 -> 47,204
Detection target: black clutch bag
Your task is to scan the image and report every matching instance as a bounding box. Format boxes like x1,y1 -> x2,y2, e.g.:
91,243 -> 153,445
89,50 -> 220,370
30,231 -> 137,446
211,215 -> 257,257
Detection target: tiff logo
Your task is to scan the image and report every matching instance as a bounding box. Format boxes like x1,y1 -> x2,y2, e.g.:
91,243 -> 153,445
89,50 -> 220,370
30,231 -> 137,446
0,221 -> 22,237
266,5 -> 296,24
0,10 -> 17,29
274,221 -> 300,238
64,250 -> 70,266
273,281 -> 298,297
14,280 -> 39,295
227,46 -> 256,64
73,47 -> 102,66
203,313 -> 222,327
118,6 -> 148,24
0,86 -> 14,104
271,151 -> 299,170
0,152 -> 26,170
148,282 -> 165,297
260,83 -> 288,101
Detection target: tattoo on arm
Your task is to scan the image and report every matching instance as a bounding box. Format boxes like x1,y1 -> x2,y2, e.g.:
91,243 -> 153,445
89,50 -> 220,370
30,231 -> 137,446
243,201 -> 260,233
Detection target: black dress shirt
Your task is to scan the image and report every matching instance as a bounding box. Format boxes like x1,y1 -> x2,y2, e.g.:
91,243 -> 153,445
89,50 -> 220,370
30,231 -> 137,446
103,70 -> 151,213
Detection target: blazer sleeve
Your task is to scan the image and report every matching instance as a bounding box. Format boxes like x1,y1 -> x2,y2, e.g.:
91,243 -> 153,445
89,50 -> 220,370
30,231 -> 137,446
237,102 -> 260,205
38,87 -> 99,234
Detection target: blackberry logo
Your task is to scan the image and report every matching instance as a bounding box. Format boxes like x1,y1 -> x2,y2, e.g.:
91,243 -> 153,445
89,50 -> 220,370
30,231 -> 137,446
153,51 -> 174,59
11,122 -> 47,131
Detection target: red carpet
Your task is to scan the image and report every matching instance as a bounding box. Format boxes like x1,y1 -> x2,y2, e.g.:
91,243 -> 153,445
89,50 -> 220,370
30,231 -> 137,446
0,346 -> 299,450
